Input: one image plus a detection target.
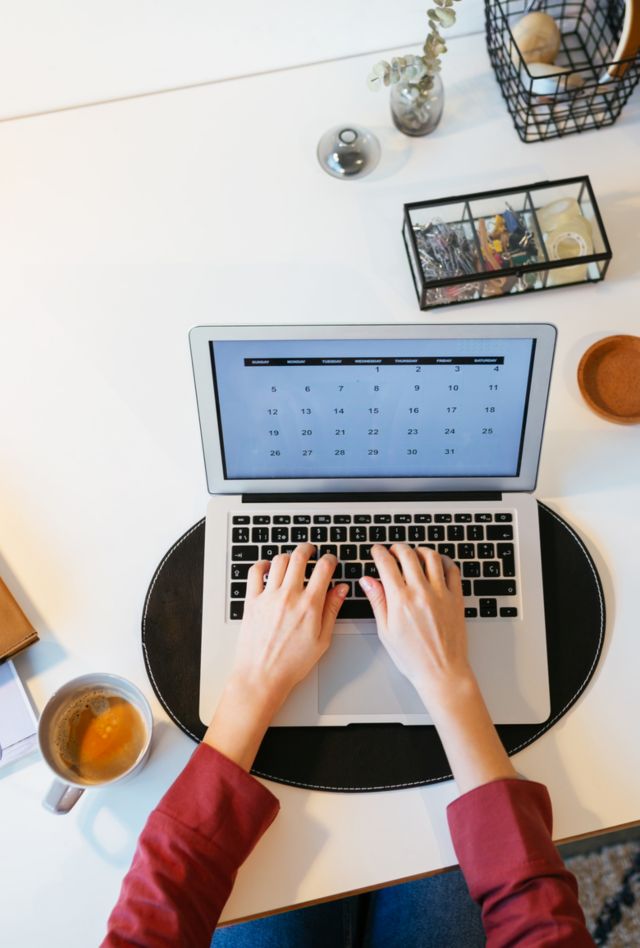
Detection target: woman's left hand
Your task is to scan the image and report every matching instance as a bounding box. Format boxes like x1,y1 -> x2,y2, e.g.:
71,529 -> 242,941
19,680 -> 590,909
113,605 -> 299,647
232,544 -> 348,706
203,544 -> 348,769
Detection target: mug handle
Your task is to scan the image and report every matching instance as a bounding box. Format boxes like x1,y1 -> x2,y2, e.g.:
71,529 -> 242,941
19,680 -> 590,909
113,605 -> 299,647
43,778 -> 84,814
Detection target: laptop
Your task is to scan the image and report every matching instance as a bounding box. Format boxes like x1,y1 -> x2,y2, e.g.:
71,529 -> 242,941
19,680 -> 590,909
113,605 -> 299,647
190,323 -> 556,726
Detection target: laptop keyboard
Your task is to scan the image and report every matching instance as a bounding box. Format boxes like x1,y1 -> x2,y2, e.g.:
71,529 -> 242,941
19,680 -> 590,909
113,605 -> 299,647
228,510 -> 519,623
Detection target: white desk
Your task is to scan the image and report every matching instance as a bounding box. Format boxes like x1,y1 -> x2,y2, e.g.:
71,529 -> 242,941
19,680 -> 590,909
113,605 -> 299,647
1,26 -> 639,946
0,1 -> 483,120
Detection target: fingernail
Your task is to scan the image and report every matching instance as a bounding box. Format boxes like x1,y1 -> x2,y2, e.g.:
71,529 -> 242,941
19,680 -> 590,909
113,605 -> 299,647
336,583 -> 349,598
359,577 -> 373,592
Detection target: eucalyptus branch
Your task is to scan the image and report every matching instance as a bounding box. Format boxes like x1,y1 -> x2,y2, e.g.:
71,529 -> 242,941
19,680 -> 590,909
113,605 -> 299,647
368,0 -> 462,96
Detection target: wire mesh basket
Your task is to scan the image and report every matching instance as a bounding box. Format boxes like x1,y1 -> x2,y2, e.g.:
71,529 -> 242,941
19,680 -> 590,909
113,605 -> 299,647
485,0 -> 640,142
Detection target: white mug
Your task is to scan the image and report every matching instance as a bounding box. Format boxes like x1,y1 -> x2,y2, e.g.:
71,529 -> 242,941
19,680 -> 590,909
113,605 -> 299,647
38,672 -> 153,815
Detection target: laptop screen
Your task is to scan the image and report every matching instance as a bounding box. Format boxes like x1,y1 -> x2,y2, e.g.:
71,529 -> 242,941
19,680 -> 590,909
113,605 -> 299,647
209,336 -> 536,480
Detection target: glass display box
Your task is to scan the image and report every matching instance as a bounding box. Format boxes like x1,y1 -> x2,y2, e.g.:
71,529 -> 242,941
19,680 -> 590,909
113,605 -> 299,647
402,176 -> 611,310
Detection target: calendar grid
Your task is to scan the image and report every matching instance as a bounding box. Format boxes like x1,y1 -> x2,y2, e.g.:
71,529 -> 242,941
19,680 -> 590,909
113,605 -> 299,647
212,338 -> 535,481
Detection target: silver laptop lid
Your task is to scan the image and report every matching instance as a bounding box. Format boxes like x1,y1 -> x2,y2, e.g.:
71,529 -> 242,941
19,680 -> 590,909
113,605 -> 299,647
190,323 -> 556,495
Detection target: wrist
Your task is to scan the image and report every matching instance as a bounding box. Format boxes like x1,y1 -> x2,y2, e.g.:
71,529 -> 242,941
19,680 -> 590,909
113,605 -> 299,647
417,671 -> 518,793
203,674 -> 285,771
224,670 -> 289,719
414,667 -> 481,719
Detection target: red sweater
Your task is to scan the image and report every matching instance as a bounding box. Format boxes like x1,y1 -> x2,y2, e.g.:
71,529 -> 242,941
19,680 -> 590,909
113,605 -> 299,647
103,744 -> 592,946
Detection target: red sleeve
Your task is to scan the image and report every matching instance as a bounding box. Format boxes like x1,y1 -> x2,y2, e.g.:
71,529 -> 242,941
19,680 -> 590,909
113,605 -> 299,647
447,778 -> 593,947
102,743 -> 280,947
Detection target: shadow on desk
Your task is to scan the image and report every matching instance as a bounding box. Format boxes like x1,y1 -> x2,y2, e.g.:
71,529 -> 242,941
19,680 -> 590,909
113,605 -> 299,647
528,733 -> 600,845
13,637 -> 68,683
76,720 -> 184,868
443,69 -> 506,134
598,189 -> 640,283
367,126 -> 412,181
221,787 -> 331,924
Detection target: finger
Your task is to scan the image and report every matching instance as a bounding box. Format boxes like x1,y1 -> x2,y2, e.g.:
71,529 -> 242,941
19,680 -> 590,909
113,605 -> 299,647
390,543 -> 429,588
320,583 -> 349,641
371,544 -> 405,592
358,576 -> 388,631
246,560 -> 270,599
306,553 -> 337,600
441,554 -> 463,596
265,552 -> 290,590
282,543 -> 315,589
415,547 -> 446,591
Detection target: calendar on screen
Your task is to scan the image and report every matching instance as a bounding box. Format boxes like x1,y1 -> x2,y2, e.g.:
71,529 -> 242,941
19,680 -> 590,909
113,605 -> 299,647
210,337 -> 535,479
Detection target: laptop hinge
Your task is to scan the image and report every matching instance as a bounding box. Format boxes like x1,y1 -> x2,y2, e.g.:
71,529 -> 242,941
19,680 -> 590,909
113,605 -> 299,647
242,491 -> 503,504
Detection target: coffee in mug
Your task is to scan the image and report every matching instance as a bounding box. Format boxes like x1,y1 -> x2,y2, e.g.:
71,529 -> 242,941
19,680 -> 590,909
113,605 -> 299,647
38,673 -> 153,813
51,688 -> 148,784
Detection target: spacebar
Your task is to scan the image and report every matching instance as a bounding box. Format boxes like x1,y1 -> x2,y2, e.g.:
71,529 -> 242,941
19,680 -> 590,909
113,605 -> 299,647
339,599 -> 374,619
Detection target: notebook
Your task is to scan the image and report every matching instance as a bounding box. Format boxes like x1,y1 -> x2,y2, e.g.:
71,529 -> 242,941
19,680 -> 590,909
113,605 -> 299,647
0,660 -> 38,768
190,323 -> 556,726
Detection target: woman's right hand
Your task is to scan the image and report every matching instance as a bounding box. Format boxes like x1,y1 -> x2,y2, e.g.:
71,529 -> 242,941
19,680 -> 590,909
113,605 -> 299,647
358,544 -> 475,714
359,543 -> 518,793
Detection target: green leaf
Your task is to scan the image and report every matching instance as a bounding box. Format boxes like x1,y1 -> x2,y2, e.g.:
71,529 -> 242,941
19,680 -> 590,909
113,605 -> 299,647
433,6 -> 455,27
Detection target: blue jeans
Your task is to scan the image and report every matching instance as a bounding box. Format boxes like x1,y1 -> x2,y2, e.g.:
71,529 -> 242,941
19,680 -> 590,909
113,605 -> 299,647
212,868 -> 485,947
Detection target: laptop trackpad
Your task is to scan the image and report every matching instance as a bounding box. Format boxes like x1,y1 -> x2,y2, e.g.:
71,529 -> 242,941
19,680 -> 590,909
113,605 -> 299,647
318,634 -> 425,715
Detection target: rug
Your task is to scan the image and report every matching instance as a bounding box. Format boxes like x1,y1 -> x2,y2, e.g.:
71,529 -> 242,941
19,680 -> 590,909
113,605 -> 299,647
566,841 -> 640,946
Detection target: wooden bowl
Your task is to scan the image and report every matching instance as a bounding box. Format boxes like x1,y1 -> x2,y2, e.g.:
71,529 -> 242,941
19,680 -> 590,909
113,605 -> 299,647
578,335 -> 640,424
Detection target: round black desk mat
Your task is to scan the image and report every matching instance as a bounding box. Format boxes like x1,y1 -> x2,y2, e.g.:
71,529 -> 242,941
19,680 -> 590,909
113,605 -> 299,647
142,502 -> 605,792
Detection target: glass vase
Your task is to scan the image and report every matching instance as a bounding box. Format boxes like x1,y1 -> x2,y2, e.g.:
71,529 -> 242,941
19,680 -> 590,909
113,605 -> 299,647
390,72 -> 444,137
